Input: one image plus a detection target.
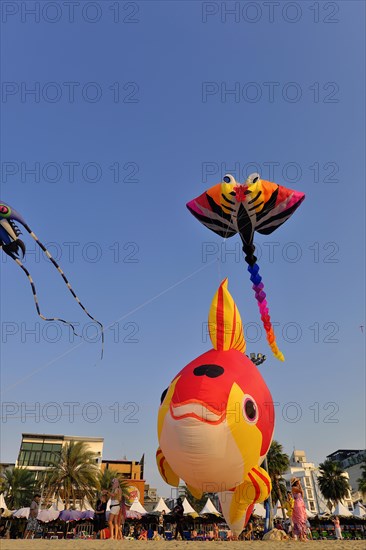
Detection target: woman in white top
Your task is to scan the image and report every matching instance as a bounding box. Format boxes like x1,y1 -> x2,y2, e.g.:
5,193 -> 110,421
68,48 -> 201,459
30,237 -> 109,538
108,478 -> 122,540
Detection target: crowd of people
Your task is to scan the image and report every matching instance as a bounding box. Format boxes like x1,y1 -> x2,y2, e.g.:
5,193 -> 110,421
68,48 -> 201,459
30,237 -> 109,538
0,476 -> 359,541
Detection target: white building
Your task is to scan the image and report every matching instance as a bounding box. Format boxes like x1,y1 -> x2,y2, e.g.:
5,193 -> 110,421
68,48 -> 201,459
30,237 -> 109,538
283,450 -> 354,514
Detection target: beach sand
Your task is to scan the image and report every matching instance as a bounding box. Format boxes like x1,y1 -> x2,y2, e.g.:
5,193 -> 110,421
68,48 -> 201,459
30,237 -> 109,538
0,541 -> 365,549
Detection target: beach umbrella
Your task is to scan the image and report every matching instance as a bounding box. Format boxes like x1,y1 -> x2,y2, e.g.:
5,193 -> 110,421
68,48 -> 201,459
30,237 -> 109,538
199,498 -> 221,517
125,510 -> 142,520
37,508 -> 60,523
253,502 -> 266,518
182,498 -> 198,518
129,498 -> 147,515
332,502 -> 352,517
59,509 -> 94,522
353,503 -> 366,518
13,507 -> 30,519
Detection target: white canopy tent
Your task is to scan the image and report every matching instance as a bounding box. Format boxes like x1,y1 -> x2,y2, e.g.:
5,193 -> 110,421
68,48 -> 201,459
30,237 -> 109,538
182,497 -> 198,518
273,500 -> 287,519
253,502 -> 266,518
0,493 -> 7,510
332,502 -> 352,517
199,498 -> 221,516
152,497 -> 170,514
129,498 -> 148,515
353,503 -> 366,518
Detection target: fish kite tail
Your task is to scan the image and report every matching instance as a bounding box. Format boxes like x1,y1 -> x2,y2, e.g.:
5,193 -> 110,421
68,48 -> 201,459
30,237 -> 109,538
242,243 -> 284,361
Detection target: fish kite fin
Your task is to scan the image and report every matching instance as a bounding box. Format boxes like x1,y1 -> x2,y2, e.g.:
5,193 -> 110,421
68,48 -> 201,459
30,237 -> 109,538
229,466 -> 272,525
156,447 -> 179,487
208,278 -> 246,353
186,484 -> 203,500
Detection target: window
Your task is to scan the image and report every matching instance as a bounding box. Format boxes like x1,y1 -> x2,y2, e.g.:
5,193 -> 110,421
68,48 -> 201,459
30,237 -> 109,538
309,502 -> 316,512
305,477 -> 311,487
18,442 -> 62,466
307,489 -> 313,499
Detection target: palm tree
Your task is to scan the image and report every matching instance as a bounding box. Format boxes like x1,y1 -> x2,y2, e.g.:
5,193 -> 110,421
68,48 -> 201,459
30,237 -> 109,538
44,441 -> 99,509
266,441 -> 290,519
98,469 -> 130,500
317,460 -> 351,511
357,460 -> 366,498
0,467 -> 37,509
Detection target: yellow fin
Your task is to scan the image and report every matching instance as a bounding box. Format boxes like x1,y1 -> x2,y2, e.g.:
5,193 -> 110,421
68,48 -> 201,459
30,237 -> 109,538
187,484 -> 202,500
229,466 -> 271,524
156,447 -> 179,487
208,279 -> 246,353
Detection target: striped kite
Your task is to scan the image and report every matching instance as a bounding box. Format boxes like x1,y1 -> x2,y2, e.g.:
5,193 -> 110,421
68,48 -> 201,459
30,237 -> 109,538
0,201 -> 104,357
187,173 -> 305,361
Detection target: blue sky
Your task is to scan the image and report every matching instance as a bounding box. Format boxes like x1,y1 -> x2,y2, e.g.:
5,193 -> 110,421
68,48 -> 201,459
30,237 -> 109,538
1,1 -> 365,497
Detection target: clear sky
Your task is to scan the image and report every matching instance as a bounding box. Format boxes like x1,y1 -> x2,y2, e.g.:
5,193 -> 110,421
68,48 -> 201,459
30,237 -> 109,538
0,1 -> 365,498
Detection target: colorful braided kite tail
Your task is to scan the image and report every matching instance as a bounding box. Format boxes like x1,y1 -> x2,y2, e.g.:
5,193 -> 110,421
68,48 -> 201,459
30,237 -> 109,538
242,243 -> 284,361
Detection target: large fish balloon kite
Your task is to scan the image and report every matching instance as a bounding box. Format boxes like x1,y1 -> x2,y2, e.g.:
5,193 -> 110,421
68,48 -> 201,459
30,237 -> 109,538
157,279 -> 274,535
187,173 -> 305,360
0,201 -> 104,356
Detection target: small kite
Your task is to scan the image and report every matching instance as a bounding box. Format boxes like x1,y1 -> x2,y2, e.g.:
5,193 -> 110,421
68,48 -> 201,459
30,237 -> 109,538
157,279 -> 274,536
0,201 -> 104,356
187,173 -> 305,360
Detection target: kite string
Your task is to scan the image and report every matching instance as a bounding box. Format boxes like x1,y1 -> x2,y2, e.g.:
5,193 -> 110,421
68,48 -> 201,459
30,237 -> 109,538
22,223 -> 104,359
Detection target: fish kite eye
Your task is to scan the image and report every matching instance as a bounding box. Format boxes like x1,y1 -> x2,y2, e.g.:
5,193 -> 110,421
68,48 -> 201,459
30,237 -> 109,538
243,396 -> 258,423
246,172 -> 260,184
160,387 -> 168,405
0,204 -> 10,216
223,174 -> 235,184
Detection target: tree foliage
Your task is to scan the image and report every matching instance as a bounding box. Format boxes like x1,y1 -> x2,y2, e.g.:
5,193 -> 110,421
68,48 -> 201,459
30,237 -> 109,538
0,467 -> 37,509
317,459 -> 351,510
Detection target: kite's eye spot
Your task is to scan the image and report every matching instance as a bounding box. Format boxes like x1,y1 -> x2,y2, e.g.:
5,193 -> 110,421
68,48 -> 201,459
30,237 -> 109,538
193,364 -> 224,378
223,174 -> 234,184
160,387 -> 168,405
243,396 -> 258,423
0,205 -> 9,215
247,172 -> 260,184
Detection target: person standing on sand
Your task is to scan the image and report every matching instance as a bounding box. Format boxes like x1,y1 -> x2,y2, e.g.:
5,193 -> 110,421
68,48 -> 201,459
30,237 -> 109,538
172,497 -> 185,540
93,492 -> 107,539
107,478 -> 122,540
158,509 -> 165,537
23,494 -> 41,539
332,516 -> 343,540
291,477 -> 307,541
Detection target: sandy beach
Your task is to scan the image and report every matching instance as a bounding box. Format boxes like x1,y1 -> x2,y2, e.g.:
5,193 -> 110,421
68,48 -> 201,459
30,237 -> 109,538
0,542 -> 365,550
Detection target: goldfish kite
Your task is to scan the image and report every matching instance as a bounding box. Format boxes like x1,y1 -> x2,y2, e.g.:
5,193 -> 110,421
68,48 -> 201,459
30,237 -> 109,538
157,279 -> 274,535
187,173 -> 305,361
0,201 -> 104,357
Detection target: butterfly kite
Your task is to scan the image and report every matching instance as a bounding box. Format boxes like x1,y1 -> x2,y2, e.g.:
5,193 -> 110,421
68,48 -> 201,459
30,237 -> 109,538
187,173 -> 305,360
0,201 -> 104,356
